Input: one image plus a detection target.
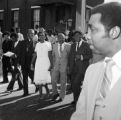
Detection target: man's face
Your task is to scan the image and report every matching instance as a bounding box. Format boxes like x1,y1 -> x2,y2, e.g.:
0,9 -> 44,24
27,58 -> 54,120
58,34 -> 65,44
28,30 -> 34,40
73,33 -> 82,42
11,36 -> 17,42
87,13 -> 111,55
4,35 -> 10,40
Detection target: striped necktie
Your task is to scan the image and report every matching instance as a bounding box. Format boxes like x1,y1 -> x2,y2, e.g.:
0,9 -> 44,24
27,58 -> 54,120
59,44 -> 62,57
60,44 -> 62,53
100,58 -> 115,98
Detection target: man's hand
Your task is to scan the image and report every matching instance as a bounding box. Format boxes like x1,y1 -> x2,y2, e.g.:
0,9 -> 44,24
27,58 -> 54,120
30,64 -> 34,71
75,54 -> 83,61
48,65 -> 53,71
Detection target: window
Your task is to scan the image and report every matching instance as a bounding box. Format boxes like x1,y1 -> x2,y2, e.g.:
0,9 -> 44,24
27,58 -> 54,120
11,8 -> 19,29
31,6 -> 40,29
0,10 -> 4,30
56,6 -> 65,23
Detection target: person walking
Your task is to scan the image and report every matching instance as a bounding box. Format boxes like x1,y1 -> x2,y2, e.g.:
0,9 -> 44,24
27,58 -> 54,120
69,31 -> 92,106
1,31 -> 13,84
51,33 -> 71,102
6,32 -> 23,91
31,30 -> 52,98
19,29 -> 35,96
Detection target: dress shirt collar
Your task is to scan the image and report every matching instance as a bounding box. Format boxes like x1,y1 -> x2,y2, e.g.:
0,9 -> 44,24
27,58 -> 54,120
76,40 -> 83,48
76,40 -> 83,51
112,49 -> 121,70
58,42 -> 65,48
76,40 -> 82,46
104,50 -> 121,70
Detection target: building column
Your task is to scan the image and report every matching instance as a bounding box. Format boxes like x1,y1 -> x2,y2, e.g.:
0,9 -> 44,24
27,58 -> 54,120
75,0 -> 86,33
4,0 -> 12,31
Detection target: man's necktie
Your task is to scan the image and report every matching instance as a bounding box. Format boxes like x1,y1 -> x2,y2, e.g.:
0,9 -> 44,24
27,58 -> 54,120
77,42 -> 80,51
100,58 -> 115,98
60,44 -> 62,56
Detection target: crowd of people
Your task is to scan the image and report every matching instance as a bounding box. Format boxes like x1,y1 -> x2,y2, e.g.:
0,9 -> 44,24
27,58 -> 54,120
0,25 -> 92,104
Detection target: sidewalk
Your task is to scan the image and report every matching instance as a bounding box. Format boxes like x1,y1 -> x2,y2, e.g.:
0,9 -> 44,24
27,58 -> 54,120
0,74 -> 34,93
0,75 -> 74,120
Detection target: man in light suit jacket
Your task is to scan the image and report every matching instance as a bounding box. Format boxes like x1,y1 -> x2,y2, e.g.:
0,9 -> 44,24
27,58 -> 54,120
51,33 -> 71,102
69,31 -> 92,105
71,2 -> 121,120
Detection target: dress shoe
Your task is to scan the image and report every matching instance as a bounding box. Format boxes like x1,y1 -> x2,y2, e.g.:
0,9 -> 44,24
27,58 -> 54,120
6,88 -> 13,92
51,93 -> 59,101
56,97 -> 63,102
22,93 -> 29,97
5,89 -> 12,93
71,101 -> 76,105
0,81 -> 8,84
17,87 -> 23,91
35,86 -> 39,93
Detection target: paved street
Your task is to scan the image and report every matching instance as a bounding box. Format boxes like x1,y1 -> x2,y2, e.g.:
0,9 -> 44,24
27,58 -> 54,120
0,78 -> 75,120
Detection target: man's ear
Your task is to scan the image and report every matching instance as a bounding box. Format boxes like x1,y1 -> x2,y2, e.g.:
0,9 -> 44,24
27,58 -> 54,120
109,26 -> 121,39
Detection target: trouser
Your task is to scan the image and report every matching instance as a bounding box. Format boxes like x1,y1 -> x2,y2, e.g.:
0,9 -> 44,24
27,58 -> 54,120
51,70 -> 67,99
22,68 -> 34,94
71,73 -> 84,103
2,57 -> 12,82
7,67 -> 23,90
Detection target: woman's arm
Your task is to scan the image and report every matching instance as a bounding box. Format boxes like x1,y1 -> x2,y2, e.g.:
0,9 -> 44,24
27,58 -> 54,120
30,52 -> 37,70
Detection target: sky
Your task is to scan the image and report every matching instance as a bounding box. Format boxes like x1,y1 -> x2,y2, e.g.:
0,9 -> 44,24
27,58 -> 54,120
104,0 -> 121,3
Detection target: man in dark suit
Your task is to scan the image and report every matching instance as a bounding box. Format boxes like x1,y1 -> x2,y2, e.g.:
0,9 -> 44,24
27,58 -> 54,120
69,31 -> 92,105
6,32 -> 23,91
19,29 -> 35,96
1,31 -> 13,83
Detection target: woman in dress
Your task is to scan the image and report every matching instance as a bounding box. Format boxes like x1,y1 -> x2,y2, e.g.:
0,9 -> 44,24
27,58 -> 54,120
31,31 -> 52,98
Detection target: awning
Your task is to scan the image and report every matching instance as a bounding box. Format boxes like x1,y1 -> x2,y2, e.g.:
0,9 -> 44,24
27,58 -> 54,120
39,0 -> 74,6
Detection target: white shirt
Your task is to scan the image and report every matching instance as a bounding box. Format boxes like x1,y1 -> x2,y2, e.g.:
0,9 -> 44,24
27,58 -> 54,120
104,50 -> 121,89
14,41 -> 19,48
58,42 -> 65,57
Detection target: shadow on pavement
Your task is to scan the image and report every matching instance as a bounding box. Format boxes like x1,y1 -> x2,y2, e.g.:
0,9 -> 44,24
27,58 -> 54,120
0,93 -> 75,120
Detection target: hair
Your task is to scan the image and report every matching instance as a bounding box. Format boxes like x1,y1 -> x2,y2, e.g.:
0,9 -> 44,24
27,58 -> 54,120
2,31 -> 10,37
11,27 -> 16,33
27,29 -> 35,34
58,33 -> 66,38
91,2 -> 121,32
39,27 -> 45,33
10,32 -> 18,38
73,31 -> 83,36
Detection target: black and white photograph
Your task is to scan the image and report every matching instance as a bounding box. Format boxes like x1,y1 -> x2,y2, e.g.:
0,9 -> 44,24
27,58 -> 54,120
0,0 -> 121,120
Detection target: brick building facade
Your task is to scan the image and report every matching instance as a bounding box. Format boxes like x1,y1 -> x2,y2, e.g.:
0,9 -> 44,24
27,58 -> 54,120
0,0 -> 104,36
